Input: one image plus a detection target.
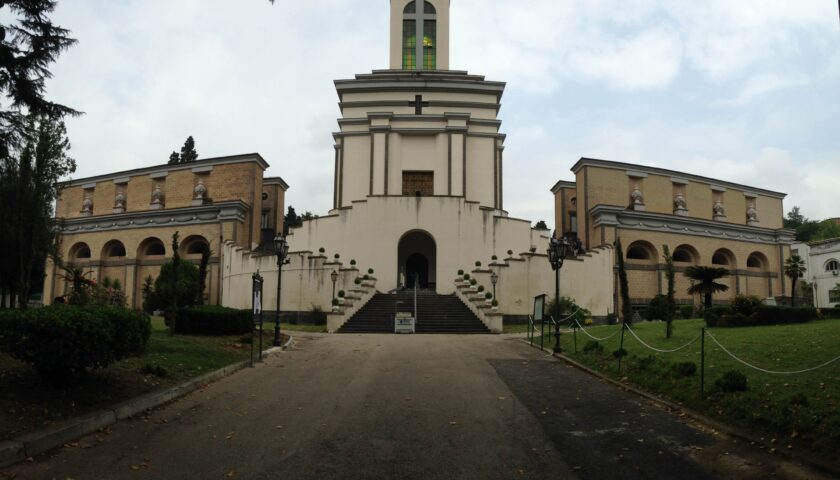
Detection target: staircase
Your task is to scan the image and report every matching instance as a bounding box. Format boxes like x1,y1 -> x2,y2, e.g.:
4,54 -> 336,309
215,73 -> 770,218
338,290 -> 490,334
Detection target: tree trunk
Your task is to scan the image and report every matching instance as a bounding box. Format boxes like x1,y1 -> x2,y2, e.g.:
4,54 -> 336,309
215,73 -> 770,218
704,292 -> 712,308
791,278 -> 797,307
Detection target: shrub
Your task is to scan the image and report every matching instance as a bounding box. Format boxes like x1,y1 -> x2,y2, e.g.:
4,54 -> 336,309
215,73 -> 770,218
174,306 -> 252,335
612,348 -> 628,359
457,269 -> 464,275
334,253 -> 340,259
332,298 -> 340,306
354,278 -> 362,285
141,364 -> 168,378
338,290 -> 346,298
750,306 -> 816,325
672,361 -> 697,377
820,308 -> 840,319
475,261 -> 481,267
484,292 -> 493,300
714,370 -> 748,393
469,279 -> 477,286
350,259 -> 357,266
634,355 -> 656,370
491,255 -> 498,261
463,273 -> 470,280
703,306 -> 732,327
491,299 -> 498,307
319,247 -> 325,253
529,246 -> 537,253
583,340 -> 603,353
644,294 -> 669,321
0,306 -> 150,384
731,294 -> 763,316
680,305 -> 694,320
507,249 -> 513,255
547,296 -> 591,325
368,268 -> 374,275
477,285 -> 485,292
363,274 -> 370,280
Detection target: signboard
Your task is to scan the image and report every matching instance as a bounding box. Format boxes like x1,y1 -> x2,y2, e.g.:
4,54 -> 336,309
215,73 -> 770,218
395,312 -> 415,334
250,272 -> 264,366
533,294 -> 546,322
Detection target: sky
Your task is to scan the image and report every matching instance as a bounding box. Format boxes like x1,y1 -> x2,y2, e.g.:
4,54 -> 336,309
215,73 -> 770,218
45,0 -> 840,229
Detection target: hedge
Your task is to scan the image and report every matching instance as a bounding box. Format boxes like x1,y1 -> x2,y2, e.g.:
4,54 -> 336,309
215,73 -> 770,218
819,308 -> 840,319
0,306 -> 150,384
705,305 -> 818,328
174,306 -> 252,335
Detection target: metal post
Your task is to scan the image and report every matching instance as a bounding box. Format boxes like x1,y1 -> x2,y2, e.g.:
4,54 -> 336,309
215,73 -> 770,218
274,259 -> 282,347
413,273 -> 418,322
554,267 -> 562,354
540,316 -> 545,350
700,327 -> 706,398
573,323 -> 577,353
258,306 -> 263,362
618,321 -> 626,371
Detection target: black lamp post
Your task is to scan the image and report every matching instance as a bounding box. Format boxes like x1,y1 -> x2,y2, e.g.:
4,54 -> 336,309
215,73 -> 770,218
273,234 -> 290,347
547,231 -> 569,353
331,270 -> 338,301
490,270 -> 498,301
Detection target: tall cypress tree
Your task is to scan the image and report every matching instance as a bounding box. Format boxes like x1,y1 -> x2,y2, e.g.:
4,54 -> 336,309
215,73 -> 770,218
662,245 -> 676,338
179,136 -> 198,163
615,238 -> 633,324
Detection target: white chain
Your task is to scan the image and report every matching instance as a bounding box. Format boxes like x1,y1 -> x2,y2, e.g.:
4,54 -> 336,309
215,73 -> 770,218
573,319 -> 622,341
625,324 -> 702,353
706,330 -> 840,375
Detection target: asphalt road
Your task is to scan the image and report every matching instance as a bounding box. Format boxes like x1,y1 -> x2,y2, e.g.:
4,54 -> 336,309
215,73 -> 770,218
1,334 -> 829,479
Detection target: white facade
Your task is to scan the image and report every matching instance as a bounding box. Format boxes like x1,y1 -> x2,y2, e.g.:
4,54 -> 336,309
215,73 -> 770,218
793,240 -> 840,308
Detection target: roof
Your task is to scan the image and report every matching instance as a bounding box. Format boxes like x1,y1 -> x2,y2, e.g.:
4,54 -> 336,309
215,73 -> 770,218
263,176 -> 290,190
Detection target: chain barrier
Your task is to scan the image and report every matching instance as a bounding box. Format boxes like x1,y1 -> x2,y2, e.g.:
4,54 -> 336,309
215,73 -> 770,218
624,324 -> 702,353
572,319 -> 622,341
705,330 -> 840,375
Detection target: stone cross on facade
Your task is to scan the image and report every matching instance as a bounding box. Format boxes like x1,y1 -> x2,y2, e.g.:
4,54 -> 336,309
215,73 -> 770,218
409,95 -> 430,115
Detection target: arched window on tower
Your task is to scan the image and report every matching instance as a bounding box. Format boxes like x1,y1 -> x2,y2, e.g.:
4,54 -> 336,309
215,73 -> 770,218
403,1 -> 437,70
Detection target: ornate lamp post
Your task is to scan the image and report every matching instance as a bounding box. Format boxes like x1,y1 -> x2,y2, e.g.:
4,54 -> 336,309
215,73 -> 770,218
547,232 -> 569,353
273,234 -> 290,347
490,270 -> 498,301
331,270 -> 339,301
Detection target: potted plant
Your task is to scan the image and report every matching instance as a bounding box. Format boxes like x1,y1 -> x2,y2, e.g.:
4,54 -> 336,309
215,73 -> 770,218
485,292 -> 493,305
463,273 -> 470,280
319,247 -> 326,254
350,259 -> 357,266
491,299 -> 499,311
475,261 -> 482,268
331,297 -> 340,312
477,285 -> 485,293
354,277 -> 362,285
334,253 -> 340,260
469,278 -> 477,286
368,268 -> 375,275
491,255 -> 498,261
363,274 -> 370,281
338,290 -> 346,298
507,249 -> 513,256
529,246 -> 537,253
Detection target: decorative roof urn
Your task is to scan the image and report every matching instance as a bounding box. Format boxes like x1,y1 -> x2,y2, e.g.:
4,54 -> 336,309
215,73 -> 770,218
630,184 -> 645,211
81,195 -> 93,217
673,193 -> 688,216
150,184 -> 165,209
113,190 -> 126,214
713,200 -> 727,221
746,204 -> 759,226
192,179 -> 207,206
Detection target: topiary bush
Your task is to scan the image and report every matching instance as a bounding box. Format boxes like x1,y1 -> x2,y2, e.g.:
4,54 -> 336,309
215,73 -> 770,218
457,269 -> 464,276
672,361 -> 697,377
643,294 -> 669,321
477,285 -> 485,292
338,290 -> 346,298
174,306 -> 252,335
819,307 -> 840,319
484,292 -> 493,300
368,268 -> 374,275
507,249 -> 513,256
714,370 -> 748,393
583,340 -> 603,353
680,305 -> 694,319
0,306 -> 150,385
731,294 -> 763,316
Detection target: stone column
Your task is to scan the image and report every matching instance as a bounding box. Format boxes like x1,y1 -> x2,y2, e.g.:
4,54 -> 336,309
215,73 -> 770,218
124,262 -> 137,309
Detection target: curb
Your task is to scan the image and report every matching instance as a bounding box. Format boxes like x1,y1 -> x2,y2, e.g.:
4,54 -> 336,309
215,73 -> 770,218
0,335 -> 294,469
520,339 -> 840,478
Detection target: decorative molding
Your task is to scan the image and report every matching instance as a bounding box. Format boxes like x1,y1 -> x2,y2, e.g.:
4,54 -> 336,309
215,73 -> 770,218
149,171 -> 168,180
191,166 -> 214,174
711,185 -> 727,193
59,201 -> 249,234
626,170 -> 648,179
590,205 -> 796,245
112,177 -> 130,185
81,183 -> 97,190
670,177 -> 689,185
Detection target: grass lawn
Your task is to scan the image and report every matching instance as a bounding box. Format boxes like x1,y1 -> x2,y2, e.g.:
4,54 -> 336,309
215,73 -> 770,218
279,322 -> 327,333
502,323 -> 533,334
528,318 -> 840,461
0,317 -> 285,440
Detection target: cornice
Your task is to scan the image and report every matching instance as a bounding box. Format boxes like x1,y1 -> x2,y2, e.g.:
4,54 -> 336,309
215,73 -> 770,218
550,180 -> 576,194
571,157 -> 786,199
262,177 -> 289,190
64,154 -> 270,188
58,201 -> 250,234
591,205 -> 796,245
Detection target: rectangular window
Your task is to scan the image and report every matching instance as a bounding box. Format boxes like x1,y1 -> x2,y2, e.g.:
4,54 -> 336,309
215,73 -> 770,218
261,212 -> 270,229
402,171 -> 434,196
830,289 -> 840,304
402,20 -> 416,70
569,212 -> 578,234
423,20 -> 436,70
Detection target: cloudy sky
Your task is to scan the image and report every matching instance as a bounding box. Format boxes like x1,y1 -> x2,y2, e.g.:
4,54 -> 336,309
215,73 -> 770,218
47,0 -> 840,227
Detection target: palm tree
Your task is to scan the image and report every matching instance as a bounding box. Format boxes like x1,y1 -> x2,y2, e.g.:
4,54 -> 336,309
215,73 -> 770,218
784,255 -> 807,307
684,266 -> 730,308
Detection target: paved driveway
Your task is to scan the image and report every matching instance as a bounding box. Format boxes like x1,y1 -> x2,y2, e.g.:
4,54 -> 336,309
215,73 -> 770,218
1,334 -> 827,479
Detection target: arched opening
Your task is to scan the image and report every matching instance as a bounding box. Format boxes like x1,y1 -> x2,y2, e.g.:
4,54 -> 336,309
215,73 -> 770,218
398,230 -> 436,289
825,259 -> 840,273
181,235 -> 210,258
402,1 -> 436,70
672,245 -> 699,264
138,237 -> 166,260
102,240 -> 127,259
747,252 -> 769,270
69,242 -> 91,261
712,248 -> 735,267
625,241 -> 657,263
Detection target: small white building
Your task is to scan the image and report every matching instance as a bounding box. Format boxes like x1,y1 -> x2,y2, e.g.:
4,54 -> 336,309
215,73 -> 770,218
792,239 -> 840,308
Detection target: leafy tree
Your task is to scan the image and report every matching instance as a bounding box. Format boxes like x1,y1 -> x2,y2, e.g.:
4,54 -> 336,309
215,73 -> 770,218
196,245 -> 211,305
684,266 -> 730,308
284,205 -> 301,232
615,238 -> 632,324
167,151 -> 179,165
300,211 -> 318,222
784,206 -> 821,242
1,117 -> 75,308
662,245 -> 676,338
784,255 -> 807,307
534,220 -> 548,230
141,275 -> 155,314
813,220 -> 840,242
179,136 -> 198,163
154,232 -> 199,333
0,0 -> 80,152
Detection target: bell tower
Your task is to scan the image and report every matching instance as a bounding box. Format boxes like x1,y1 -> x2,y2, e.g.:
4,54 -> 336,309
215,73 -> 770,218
389,0 -> 450,70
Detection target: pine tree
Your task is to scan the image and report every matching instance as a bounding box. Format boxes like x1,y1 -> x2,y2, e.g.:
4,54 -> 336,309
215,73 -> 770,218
197,245 -> 211,305
615,238 -> 633,324
168,151 -> 179,165
179,136 -> 198,163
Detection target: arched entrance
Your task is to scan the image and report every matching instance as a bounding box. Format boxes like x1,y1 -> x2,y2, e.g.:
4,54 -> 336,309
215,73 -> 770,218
398,230 -> 436,289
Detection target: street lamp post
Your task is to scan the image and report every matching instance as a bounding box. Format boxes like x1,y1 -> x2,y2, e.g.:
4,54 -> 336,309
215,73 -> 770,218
273,234 -> 290,347
547,231 -> 569,354
331,270 -> 338,301
490,270 -> 498,302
